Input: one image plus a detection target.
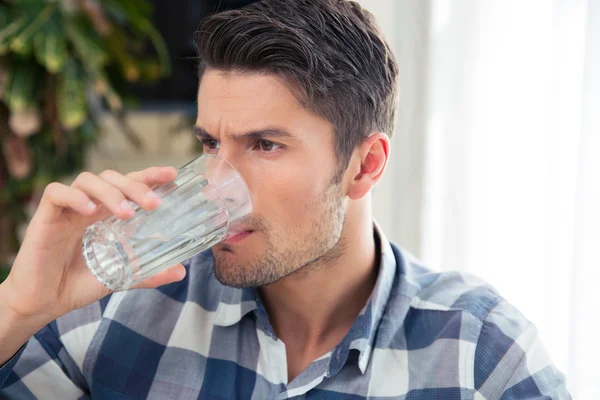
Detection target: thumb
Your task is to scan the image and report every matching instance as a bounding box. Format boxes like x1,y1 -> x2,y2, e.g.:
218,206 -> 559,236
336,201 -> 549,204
131,264 -> 187,290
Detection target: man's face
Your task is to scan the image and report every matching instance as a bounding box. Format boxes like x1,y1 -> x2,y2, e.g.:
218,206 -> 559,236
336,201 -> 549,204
195,70 -> 348,288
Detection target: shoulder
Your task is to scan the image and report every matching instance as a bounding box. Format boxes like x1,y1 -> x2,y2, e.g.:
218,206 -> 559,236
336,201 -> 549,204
389,243 -> 511,329
385,245 -> 567,396
401,261 -> 535,368
384,243 -> 532,358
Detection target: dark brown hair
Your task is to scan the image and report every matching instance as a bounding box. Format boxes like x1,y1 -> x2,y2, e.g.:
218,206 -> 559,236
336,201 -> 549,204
194,0 -> 399,177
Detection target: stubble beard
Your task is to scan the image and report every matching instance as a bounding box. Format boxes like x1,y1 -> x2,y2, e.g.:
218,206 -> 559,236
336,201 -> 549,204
212,182 -> 347,288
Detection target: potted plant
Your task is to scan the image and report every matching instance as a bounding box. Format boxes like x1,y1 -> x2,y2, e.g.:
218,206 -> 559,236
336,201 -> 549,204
0,0 -> 170,280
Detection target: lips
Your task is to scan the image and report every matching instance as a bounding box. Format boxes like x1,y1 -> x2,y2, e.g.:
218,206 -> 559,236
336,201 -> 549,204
223,230 -> 254,245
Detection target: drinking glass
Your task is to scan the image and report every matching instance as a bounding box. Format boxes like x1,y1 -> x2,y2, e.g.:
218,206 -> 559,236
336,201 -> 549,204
82,154 -> 252,291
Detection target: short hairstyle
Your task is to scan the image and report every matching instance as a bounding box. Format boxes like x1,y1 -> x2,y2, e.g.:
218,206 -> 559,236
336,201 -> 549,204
195,0 -> 399,177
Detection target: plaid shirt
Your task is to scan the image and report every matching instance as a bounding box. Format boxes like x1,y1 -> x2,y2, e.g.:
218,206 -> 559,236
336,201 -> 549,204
1,226 -> 570,399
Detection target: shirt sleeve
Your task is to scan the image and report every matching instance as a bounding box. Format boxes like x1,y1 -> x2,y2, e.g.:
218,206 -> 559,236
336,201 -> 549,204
473,300 -> 572,399
0,344 -> 27,386
0,321 -> 89,399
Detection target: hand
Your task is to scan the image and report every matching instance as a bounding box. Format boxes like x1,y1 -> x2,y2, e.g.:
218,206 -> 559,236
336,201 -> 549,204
1,166 -> 187,324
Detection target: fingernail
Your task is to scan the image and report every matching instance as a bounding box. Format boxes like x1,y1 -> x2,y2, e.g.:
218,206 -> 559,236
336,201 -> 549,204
88,201 -> 97,210
120,200 -> 133,212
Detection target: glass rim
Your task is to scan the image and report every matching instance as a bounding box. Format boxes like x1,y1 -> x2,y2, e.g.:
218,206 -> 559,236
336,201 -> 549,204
193,152 -> 253,208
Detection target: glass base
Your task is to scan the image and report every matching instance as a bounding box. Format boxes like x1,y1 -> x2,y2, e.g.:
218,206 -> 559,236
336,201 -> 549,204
82,224 -> 131,291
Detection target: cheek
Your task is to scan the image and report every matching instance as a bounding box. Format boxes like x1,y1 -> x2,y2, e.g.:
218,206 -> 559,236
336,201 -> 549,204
247,165 -> 328,224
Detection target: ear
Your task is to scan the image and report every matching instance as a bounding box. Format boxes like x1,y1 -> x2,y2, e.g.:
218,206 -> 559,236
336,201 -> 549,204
346,132 -> 390,200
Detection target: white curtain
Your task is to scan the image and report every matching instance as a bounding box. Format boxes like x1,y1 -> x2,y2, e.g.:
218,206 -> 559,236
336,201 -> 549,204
360,0 -> 599,397
419,0 -> 599,397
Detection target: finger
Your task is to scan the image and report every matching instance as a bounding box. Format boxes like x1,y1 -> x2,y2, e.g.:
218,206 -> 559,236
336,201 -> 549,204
131,264 -> 187,290
98,170 -> 161,211
127,166 -> 177,186
71,172 -> 136,220
35,182 -> 98,224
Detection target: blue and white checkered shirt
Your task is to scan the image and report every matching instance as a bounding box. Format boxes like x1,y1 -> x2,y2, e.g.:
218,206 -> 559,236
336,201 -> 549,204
1,227 -> 570,399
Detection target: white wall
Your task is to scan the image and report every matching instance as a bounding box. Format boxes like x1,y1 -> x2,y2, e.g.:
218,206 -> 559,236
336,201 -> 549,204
84,111 -> 197,175
356,0 -> 431,256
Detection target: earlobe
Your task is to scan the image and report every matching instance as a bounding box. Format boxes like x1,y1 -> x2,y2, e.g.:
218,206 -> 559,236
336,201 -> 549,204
347,133 -> 390,200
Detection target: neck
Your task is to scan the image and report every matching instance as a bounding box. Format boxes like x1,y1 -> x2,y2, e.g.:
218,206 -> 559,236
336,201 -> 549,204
258,196 -> 379,349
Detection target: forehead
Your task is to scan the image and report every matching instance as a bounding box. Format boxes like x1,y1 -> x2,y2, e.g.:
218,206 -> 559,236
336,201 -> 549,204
198,70 -> 299,118
196,70 -> 332,137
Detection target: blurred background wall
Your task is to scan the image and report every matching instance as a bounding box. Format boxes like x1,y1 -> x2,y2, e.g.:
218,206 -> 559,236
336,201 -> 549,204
1,0 -> 598,397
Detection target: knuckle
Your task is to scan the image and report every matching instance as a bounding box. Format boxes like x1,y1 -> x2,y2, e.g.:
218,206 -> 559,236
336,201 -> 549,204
74,171 -> 94,184
99,169 -> 119,179
121,175 -> 146,193
127,168 -> 148,180
43,182 -> 61,197
134,178 -> 150,190
79,171 -> 95,179
106,186 -> 125,200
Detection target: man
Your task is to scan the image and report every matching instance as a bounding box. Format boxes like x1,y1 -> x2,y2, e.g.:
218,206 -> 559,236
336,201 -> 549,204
0,0 -> 571,398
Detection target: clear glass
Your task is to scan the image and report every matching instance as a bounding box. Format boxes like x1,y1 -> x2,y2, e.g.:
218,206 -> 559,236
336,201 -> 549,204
82,154 -> 252,291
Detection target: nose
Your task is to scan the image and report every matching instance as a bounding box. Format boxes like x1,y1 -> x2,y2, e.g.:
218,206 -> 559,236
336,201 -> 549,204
215,147 -> 234,167
213,149 -> 253,197
215,149 -> 242,178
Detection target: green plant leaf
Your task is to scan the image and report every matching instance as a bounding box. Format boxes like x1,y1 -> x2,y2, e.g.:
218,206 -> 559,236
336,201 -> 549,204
104,30 -> 142,82
2,58 -> 42,112
64,17 -> 109,68
33,14 -> 68,74
1,0 -> 171,255
10,3 -> 56,56
0,16 -> 27,55
104,0 -> 170,77
0,4 -> 10,30
104,0 -> 152,21
97,73 -> 123,111
58,59 -> 86,130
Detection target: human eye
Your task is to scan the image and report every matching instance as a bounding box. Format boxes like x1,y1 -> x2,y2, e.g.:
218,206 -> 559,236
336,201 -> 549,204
253,139 -> 282,153
200,138 -> 220,153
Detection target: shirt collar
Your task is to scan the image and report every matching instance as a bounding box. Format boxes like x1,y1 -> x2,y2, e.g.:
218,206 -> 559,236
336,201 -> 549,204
212,221 -> 400,376
213,286 -> 258,327
328,221 -> 398,375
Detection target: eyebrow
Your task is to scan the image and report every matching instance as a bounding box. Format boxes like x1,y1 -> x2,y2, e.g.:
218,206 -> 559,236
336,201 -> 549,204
193,126 -> 295,141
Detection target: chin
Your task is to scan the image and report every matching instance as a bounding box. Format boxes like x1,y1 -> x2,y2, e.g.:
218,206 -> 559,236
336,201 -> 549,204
211,242 -> 255,272
211,255 -> 256,288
